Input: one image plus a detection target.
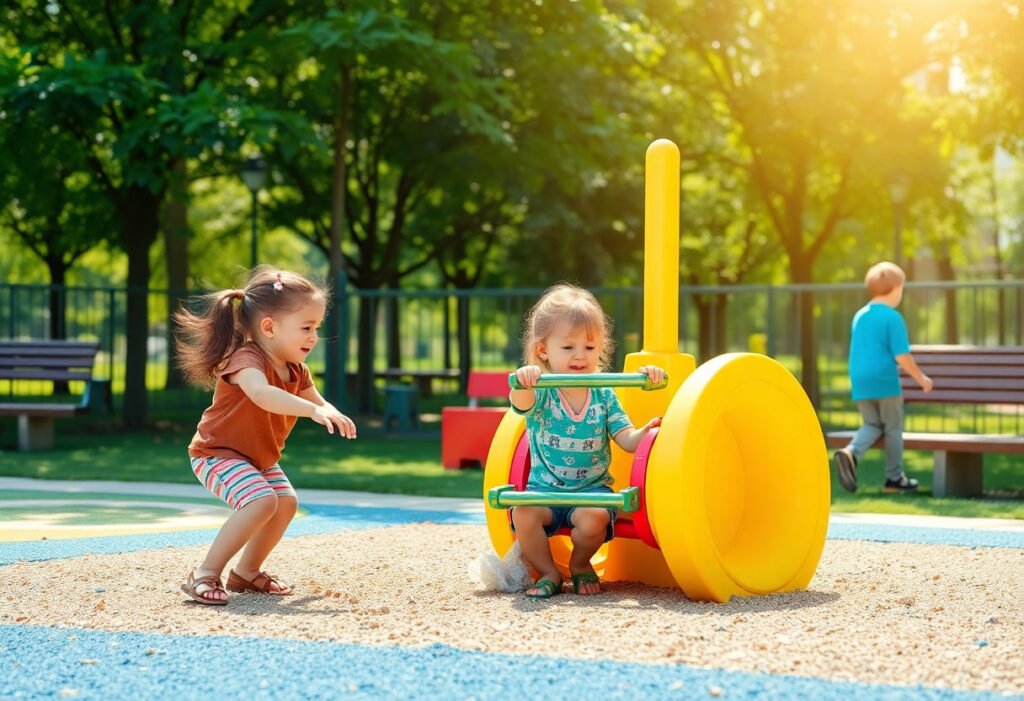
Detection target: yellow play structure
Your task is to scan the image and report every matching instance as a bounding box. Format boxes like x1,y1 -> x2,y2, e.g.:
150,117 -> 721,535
483,139 -> 830,603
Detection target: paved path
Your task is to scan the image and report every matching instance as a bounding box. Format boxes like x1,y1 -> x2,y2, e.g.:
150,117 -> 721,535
2,475 -> 1023,546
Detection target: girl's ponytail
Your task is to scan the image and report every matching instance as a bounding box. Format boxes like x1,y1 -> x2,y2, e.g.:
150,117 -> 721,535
173,289 -> 247,387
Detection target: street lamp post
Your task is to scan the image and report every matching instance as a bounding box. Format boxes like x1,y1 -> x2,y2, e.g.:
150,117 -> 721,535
888,174 -> 909,266
241,155 -> 267,268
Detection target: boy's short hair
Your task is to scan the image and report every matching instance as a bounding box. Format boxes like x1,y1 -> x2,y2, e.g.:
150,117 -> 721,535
865,261 -> 906,297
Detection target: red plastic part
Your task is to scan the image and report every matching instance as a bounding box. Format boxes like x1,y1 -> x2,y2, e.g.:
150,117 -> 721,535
628,427 -> 659,549
441,371 -> 511,469
467,371 -> 511,399
505,430 -> 643,541
440,406 -> 507,469
509,430 -> 531,489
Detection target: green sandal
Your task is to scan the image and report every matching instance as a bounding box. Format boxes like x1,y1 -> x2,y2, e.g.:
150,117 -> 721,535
570,571 -> 601,594
525,578 -> 562,599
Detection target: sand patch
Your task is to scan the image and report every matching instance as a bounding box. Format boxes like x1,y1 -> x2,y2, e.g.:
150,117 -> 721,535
3,523 -> 1022,694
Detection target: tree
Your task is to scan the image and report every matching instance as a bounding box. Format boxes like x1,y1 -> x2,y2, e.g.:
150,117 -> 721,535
262,1 -> 650,407
1,1 -> 307,425
643,0 -> 968,402
0,86 -> 116,346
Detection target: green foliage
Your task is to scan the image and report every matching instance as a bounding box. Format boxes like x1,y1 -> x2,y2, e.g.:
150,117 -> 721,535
4,0 -> 1024,291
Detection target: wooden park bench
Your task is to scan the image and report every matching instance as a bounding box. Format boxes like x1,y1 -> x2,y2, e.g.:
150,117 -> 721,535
825,345 -> 1024,497
378,367 -> 460,398
0,340 -> 100,451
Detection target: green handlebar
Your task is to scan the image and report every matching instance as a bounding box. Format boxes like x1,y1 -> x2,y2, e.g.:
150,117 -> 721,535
487,485 -> 640,513
507,372 -> 667,391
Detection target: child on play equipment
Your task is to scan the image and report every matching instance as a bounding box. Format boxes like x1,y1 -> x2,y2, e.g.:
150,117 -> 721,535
509,283 -> 665,598
833,261 -> 933,494
173,266 -> 356,605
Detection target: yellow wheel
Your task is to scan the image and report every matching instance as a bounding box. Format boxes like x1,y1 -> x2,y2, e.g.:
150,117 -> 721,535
646,353 -> 830,602
483,410 -> 525,560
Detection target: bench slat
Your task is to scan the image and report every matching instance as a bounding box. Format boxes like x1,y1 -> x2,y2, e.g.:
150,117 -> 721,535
904,388 -> 1024,404
913,355 -> 1024,367
379,368 -> 461,380
911,345 -> 1024,355
0,358 -> 97,369
0,343 -> 98,354
0,403 -> 85,417
904,365 -> 1024,378
825,431 -> 1024,454
901,377 -> 1024,391
0,370 -> 93,381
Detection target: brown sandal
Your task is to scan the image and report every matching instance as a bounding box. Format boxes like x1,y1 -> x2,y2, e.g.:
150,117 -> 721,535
227,569 -> 293,595
181,570 -> 228,606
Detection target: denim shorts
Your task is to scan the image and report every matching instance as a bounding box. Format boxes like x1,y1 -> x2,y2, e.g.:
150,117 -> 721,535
510,485 -> 617,543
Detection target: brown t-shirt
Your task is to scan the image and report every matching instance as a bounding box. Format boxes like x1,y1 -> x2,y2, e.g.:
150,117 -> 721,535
188,343 -> 314,471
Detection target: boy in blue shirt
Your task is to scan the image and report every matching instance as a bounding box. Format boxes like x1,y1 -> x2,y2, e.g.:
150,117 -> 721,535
833,262 -> 933,493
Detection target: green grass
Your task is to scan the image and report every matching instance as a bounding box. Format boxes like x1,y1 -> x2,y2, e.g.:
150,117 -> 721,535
0,488 -> 221,505
1,412 -> 1021,519
0,414 -> 485,498
827,449 -> 1024,519
3,504 -> 189,526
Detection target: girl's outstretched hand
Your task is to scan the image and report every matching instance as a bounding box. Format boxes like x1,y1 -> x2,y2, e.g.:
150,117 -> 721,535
513,364 -> 543,389
638,365 -> 666,386
312,404 -> 357,438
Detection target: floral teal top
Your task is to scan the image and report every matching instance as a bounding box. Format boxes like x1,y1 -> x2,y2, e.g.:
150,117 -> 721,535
513,387 -> 632,491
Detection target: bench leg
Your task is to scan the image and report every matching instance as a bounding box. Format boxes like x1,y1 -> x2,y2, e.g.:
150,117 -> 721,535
417,377 -> 433,398
18,415 -> 56,451
933,451 -> 983,498
383,386 -> 420,434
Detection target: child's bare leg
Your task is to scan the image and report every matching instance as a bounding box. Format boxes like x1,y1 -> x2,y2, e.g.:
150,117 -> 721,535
569,508 -> 610,595
511,506 -> 559,592
234,496 -> 297,592
192,496 -> 279,602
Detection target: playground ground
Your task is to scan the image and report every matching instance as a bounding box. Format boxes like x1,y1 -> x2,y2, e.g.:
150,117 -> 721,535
1,476 -> 1023,700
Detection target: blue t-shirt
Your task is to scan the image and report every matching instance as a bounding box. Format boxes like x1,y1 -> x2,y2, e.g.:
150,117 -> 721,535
848,302 -> 910,400
512,387 -> 633,491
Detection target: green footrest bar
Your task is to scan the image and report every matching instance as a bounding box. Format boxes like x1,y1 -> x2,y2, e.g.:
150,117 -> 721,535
488,485 -> 640,513
507,372 -> 667,391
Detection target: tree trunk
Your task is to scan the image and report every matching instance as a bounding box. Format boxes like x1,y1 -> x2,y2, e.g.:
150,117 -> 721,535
121,187 -> 160,428
443,290 -> 452,370
989,165 -> 1006,345
325,66 -> 351,408
693,296 -> 712,362
936,256 -> 959,345
457,295 -> 471,392
713,294 -> 729,356
46,261 -> 70,395
356,294 -> 378,412
386,295 -> 401,369
164,158 -> 189,390
789,255 -> 819,407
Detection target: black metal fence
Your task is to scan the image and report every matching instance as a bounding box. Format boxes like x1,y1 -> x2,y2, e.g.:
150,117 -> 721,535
2,280 -> 1022,432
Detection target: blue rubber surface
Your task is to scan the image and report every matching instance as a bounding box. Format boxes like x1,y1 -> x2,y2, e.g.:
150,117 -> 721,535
2,624 -> 1015,701
826,522 -> 1024,549
0,503 -> 483,566
4,501 -> 1023,568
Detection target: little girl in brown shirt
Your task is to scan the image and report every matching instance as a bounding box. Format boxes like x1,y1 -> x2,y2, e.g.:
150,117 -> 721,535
174,266 -> 356,605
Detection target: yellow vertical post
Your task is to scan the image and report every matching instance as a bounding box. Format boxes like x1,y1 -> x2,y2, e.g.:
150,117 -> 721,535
603,139 -> 694,587
643,139 -> 680,353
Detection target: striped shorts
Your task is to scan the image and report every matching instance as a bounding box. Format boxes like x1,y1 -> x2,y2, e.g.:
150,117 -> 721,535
190,456 -> 297,510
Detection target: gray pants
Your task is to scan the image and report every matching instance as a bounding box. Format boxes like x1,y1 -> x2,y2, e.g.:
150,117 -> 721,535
845,395 -> 904,481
